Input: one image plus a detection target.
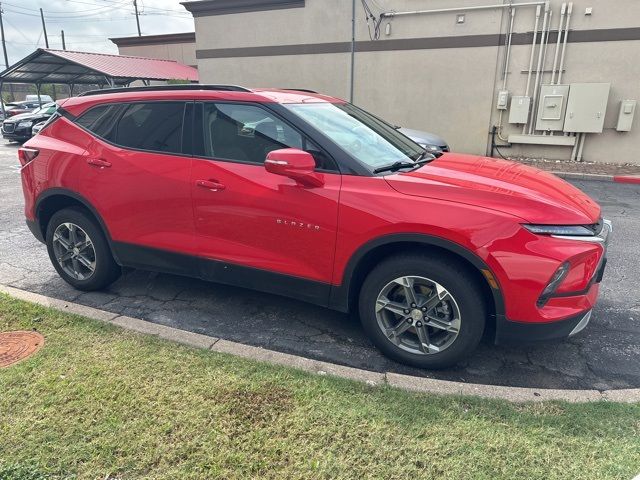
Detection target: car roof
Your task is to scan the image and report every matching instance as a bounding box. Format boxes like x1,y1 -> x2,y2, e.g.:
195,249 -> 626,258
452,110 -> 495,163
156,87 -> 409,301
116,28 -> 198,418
61,85 -> 345,116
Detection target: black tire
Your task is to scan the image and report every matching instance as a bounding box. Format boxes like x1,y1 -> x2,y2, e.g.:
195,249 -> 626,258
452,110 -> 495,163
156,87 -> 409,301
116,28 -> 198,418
46,207 -> 121,291
359,254 -> 486,369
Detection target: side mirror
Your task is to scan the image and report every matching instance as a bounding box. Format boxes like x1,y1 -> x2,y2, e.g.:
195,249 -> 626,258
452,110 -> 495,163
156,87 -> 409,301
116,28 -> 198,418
265,148 -> 324,187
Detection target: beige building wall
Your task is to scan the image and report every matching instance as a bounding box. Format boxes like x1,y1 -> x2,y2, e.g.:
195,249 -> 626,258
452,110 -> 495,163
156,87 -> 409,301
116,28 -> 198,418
111,33 -> 197,68
186,0 -> 640,163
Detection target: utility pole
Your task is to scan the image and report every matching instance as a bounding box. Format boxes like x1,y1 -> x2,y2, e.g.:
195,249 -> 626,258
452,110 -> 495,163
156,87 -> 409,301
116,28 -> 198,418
40,8 -> 49,48
133,0 -> 141,36
0,2 -> 13,109
0,2 -> 9,68
61,30 -> 66,50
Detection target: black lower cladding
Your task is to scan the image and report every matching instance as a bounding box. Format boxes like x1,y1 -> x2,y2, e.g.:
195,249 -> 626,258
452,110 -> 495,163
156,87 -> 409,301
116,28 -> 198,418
495,310 -> 591,344
26,219 -> 45,243
111,242 -> 332,307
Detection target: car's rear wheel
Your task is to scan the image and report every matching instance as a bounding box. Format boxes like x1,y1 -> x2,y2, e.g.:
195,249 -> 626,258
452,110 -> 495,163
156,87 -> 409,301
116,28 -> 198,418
359,254 -> 486,369
46,207 -> 121,291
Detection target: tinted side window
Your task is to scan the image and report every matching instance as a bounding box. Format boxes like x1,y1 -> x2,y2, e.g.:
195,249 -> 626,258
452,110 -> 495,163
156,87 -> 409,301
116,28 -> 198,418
203,103 -> 303,165
116,102 -> 185,154
76,104 -> 124,142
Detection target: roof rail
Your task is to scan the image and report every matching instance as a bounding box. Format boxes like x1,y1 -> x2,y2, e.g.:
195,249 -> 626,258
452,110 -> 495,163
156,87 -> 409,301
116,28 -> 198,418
282,88 -> 318,94
78,84 -> 252,97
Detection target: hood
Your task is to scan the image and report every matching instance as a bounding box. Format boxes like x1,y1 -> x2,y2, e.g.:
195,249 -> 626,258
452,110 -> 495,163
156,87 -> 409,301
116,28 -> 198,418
385,153 -> 600,224
4,111 -> 46,122
6,112 -> 35,121
398,127 -> 448,147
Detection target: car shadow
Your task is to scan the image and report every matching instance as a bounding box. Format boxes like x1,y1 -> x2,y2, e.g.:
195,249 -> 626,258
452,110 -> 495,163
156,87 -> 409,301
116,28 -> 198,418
29,267 -> 639,391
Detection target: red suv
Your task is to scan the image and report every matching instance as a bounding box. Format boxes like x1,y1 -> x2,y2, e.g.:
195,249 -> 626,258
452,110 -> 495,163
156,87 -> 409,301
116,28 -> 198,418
19,85 -> 611,368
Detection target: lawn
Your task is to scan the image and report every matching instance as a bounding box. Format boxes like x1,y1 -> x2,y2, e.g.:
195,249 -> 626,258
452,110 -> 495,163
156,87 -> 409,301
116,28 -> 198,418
0,294 -> 639,480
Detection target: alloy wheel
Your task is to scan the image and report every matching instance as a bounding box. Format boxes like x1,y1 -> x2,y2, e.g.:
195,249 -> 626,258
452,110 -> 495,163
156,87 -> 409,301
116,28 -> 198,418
375,276 -> 461,355
52,222 -> 96,281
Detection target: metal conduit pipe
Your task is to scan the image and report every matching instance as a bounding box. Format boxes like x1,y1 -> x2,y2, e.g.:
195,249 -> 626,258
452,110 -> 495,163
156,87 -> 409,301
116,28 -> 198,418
550,3 -> 567,85
576,133 -> 587,161
497,7 -> 516,142
538,9 -> 554,134
557,2 -> 573,84
380,1 -> 546,18
524,5 -> 542,134
529,1 -> 550,134
502,8 -> 516,90
571,133 -> 581,160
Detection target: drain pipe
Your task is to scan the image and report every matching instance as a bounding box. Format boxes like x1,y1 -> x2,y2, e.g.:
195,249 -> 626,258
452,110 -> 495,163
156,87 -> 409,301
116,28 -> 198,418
557,2 -> 572,84
523,5 -> 542,134
529,1 -> 549,134
550,3 -> 566,85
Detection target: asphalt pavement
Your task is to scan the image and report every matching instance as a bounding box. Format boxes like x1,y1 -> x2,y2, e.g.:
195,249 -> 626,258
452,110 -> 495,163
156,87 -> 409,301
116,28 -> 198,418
1,141 -> 638,390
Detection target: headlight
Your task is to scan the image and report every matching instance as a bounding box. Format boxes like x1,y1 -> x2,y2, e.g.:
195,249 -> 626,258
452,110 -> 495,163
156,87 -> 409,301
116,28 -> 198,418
523,224 -> 595,236
419,144 -> 441,152
17,121 -> 33,128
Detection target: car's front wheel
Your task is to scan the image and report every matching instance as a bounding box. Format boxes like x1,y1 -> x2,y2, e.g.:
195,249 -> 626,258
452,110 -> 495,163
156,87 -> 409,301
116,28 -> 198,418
359,254 -> 486,369
46,207 -> 121,291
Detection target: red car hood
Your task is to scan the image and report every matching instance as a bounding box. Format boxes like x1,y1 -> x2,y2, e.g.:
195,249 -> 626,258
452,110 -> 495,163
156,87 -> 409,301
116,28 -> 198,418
385,154 -> 601,224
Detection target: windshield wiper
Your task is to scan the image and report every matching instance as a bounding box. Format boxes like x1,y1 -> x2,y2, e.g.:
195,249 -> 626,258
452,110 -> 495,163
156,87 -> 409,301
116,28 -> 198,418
373,157 -> 432,174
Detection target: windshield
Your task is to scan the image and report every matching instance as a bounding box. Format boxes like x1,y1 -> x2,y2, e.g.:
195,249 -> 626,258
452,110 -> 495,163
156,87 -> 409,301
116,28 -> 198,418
31,103 -> 56,116
284,103 -> 425,170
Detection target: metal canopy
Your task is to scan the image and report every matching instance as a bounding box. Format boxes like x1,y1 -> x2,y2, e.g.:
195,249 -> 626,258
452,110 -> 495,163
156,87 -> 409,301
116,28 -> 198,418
0,48 -> 199,86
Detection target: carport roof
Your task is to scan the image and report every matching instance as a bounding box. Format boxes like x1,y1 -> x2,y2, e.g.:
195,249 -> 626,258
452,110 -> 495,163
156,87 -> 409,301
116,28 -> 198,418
0,48 -> 199,85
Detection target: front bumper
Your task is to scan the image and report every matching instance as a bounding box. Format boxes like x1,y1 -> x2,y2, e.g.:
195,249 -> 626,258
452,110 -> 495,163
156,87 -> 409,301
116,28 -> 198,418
495,309 -> 592,344
2,125 -> 32,141
492,218 -> 611,344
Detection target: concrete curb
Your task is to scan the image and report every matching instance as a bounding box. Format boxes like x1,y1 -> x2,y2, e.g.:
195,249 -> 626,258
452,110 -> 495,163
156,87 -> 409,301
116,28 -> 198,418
551,171 -> 640,184
2,284 -> 639,403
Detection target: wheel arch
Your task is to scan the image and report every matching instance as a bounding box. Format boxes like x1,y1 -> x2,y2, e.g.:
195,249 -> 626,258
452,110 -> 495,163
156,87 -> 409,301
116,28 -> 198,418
329,234 -> 505,322
35,188 -> 116,257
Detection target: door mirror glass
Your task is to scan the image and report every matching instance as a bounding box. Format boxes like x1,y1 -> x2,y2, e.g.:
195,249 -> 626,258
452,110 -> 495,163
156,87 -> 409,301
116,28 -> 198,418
265,148 -> 323,187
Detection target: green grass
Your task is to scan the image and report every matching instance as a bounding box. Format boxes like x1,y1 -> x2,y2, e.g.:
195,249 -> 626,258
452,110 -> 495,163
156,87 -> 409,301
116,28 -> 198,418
0,294 -> 639,480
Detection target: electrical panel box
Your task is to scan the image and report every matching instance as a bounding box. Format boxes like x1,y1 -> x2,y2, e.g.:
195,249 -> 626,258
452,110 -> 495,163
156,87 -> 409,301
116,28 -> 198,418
496,90 -> 509,110
616,100 -> 636,132
535,84 -> 570,131
508,96 -> 531,124
564,83 -> 611,133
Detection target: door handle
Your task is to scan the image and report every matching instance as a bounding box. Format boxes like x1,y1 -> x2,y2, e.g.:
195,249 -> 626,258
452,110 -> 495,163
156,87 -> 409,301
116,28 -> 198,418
196,179 -> 226,191
87,158 -> 111,168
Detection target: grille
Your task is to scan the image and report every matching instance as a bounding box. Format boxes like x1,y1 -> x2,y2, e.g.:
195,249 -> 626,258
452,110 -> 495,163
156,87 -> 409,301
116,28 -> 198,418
3,123 -> 15,133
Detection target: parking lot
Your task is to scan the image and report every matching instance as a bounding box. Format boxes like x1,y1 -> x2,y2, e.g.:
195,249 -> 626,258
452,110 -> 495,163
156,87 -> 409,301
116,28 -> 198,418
1,141 -> 638,391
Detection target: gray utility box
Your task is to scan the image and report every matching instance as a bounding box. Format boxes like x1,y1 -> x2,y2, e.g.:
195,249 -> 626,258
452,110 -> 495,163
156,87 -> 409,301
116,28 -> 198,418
564,83 -> 611,133
508,96 -> 531,124
616,100 -> 637,132
535,84 -> 570,131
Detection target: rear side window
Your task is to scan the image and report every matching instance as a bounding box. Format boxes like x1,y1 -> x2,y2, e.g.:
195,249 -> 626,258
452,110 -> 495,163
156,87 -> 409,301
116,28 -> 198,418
116,102 -> 185,154
76,104 -> 124,142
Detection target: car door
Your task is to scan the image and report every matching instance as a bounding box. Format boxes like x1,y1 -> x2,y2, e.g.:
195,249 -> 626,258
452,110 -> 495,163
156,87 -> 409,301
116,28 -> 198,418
78,101 -> 196,258
190,101 -> 341,290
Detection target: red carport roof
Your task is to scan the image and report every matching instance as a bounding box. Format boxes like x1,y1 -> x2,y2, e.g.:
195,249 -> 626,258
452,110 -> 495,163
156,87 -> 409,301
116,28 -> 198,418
0,48 -> 198,85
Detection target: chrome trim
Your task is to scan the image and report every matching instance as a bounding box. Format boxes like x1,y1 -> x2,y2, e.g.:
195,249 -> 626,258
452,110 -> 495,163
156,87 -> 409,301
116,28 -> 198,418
568,310 -> 592,337
551,218 -> 612,244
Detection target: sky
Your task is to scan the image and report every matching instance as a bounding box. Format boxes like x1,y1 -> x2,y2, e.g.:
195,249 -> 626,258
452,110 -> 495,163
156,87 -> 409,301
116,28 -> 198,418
1,0 -> 194,66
